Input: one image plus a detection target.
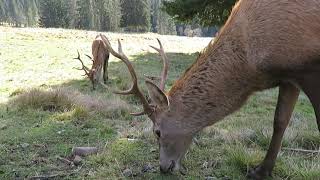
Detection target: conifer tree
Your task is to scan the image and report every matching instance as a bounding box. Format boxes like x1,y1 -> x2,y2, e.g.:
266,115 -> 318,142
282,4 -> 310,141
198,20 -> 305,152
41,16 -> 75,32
151,0 -> 176,34
39,0 -> 70,28
163,0 -> 236,26
76,0 -> 94,29
121,0 -> 151,32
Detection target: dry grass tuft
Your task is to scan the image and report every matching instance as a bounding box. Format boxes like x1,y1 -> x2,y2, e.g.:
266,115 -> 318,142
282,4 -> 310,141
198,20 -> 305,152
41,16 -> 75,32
10,88 -> 130,119
10,88 -> 74,112
73,92 -> 130,117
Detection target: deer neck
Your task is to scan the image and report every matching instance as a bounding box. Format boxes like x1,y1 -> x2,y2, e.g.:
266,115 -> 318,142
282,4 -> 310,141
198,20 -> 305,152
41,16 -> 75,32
167,37 -> 266,133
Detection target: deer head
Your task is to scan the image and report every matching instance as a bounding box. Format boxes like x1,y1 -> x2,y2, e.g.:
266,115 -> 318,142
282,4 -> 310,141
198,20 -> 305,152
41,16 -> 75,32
101,36 -> 190,174
74,51 -> 99,90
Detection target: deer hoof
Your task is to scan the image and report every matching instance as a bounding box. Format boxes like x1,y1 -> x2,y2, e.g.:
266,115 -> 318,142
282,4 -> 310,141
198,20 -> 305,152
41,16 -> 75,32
247,165 -> 271,180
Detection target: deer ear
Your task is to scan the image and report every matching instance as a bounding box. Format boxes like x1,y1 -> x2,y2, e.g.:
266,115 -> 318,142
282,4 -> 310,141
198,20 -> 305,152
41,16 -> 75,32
145,80 -> 169,108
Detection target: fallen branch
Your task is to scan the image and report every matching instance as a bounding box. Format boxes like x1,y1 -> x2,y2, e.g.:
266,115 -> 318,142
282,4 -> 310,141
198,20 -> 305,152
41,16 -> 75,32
282,147 -> 320,153
29,173 -> 71,180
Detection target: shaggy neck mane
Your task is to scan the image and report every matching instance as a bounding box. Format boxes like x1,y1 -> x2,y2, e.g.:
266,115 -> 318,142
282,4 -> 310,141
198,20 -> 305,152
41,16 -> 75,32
168,0 -> 244,98
165,0 -> 266,130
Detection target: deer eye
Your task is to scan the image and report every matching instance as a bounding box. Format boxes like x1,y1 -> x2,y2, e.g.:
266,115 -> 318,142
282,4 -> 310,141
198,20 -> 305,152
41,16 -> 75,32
155,130 -> 161,138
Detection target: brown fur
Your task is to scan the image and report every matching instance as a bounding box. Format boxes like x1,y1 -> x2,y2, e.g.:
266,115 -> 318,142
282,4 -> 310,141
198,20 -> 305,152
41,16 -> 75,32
146,0 -> 320,178
168,0 -> 320,129
88,34 -> 110,90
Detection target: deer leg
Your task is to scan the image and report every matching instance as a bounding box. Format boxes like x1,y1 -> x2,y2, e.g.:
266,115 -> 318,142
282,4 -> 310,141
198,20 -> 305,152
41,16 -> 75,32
103,55 -> 109,83
306,93 -> 320,132
297,75 -> 320,132
248,82 -> 299,180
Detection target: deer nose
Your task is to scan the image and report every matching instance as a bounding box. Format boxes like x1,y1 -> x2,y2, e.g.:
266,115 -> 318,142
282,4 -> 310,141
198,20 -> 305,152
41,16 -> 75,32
160,166 -> 168,174
160,160 -> 175,174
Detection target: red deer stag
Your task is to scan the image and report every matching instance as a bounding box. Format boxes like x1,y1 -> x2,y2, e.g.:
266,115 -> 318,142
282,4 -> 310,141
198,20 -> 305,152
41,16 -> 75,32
75,34 -> 110,90
102,0 -> 320,179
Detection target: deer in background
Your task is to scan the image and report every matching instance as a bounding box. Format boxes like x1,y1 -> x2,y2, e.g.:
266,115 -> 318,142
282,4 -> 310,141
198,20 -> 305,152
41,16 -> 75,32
75,34 -> 110,90
102,0 -> 320,179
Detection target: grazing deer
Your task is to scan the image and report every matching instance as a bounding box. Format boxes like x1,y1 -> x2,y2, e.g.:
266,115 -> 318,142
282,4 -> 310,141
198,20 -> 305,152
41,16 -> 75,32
75,34 -> 110,90
102,0 -> 320,178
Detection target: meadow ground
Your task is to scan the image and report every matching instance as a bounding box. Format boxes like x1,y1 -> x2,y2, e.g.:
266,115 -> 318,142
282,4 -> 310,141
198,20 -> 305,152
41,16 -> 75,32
0,26 -> 319,179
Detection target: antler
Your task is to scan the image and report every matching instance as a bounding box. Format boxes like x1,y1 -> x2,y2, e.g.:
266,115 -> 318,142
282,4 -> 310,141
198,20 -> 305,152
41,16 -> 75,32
150,38 -> 169,91
85,54 -> 94,62
100,35 -> 153,117
74,50 -> 90,76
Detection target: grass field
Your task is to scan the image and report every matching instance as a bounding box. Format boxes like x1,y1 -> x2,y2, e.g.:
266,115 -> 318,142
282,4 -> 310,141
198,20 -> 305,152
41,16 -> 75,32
0,26 -> 319,180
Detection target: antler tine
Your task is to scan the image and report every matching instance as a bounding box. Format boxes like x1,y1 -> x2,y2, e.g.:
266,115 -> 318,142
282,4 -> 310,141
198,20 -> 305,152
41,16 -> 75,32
117,39 -> 124,54
149,38 -> 169,91
113,84 -> 135,95
110,40 -> 138,95
85,54 -> 93,62
149,38 -> 163,52
74,50 -> 90,76
100,35 -> 153,116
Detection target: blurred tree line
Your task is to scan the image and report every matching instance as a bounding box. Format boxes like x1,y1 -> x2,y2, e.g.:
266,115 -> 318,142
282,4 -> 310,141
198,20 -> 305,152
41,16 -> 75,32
162,0 -> 236,26
0,0 -> 39,27
0,0 -> 176,34
0,0 -> 234,36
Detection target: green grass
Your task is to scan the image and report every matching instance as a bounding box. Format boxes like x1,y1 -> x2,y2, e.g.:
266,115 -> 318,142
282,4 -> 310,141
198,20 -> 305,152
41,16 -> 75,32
0,27 -> 319,179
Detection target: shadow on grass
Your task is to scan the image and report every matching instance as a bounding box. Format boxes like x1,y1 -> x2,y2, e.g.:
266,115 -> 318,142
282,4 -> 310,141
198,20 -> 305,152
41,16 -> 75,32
55,52 -> 197,92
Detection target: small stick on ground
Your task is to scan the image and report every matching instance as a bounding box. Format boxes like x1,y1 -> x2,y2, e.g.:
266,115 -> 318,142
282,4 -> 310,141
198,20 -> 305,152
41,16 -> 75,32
282,147 -> 320,153
57,156 -> 73,165
29,173 -> 72,180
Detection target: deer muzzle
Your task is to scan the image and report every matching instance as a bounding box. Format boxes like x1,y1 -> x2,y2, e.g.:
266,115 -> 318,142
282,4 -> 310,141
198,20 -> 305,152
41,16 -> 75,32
160,158 -> 187,175
160,160 -> 175,174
